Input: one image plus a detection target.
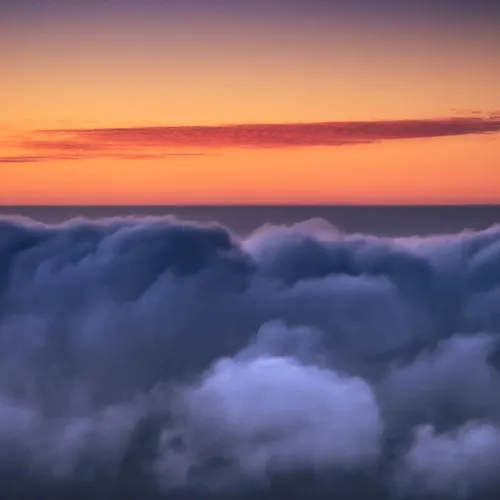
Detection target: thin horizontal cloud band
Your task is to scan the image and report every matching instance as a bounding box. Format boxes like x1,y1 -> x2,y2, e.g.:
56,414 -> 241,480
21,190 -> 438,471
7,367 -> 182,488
43,116 -> 500,146
0,153 -> 204,163
3,115 -> 500,163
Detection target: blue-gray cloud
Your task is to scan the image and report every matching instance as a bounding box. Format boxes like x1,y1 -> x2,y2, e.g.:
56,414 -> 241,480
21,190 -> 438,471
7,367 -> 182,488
1,215 -> 500,498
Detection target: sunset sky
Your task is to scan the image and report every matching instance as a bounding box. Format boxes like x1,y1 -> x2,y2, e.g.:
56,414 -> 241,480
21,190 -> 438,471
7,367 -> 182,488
1,0 -> 499,204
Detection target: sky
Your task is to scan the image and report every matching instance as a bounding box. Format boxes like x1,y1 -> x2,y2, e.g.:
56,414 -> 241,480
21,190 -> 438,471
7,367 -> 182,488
1,0 -> 499,205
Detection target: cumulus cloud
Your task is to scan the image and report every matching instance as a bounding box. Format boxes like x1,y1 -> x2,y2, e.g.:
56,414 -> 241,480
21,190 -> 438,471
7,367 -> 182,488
149,353 -> 382,493
1,215 -> 500,498
396,422 -> 500,498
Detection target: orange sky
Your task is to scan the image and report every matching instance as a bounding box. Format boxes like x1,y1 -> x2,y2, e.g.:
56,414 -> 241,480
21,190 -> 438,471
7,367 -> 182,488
1,0 -> 499,204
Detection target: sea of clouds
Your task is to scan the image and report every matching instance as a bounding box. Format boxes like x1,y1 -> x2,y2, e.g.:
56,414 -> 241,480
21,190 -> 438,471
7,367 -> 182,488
1,215 -> 500,499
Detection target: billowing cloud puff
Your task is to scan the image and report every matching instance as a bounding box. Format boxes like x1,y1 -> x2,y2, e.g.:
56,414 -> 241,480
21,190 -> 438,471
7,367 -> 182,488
1,215 -> 500,498
396,422 -> 500,498
179,355 -> 381,476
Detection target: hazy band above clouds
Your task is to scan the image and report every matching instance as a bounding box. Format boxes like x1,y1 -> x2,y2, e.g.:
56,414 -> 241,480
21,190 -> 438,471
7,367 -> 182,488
1,215 -> 500,498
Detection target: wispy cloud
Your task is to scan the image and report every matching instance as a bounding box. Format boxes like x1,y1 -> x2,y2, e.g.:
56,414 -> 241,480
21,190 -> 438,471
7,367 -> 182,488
0,156 -> 70,163
2,115 -> 500,163
0,151 -> 204,163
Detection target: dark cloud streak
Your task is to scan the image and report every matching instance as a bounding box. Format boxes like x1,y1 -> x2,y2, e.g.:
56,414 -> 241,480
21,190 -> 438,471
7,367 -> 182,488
3,115 -> 499,163
0,153 -> 204,163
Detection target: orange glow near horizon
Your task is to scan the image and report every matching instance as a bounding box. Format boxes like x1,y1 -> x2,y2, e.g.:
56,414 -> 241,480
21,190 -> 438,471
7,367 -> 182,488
2,135 -> 499,205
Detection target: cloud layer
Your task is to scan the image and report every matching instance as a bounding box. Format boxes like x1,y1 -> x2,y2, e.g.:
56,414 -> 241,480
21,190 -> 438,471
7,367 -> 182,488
2,115 -> 500,162
1,215 -> 500,498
